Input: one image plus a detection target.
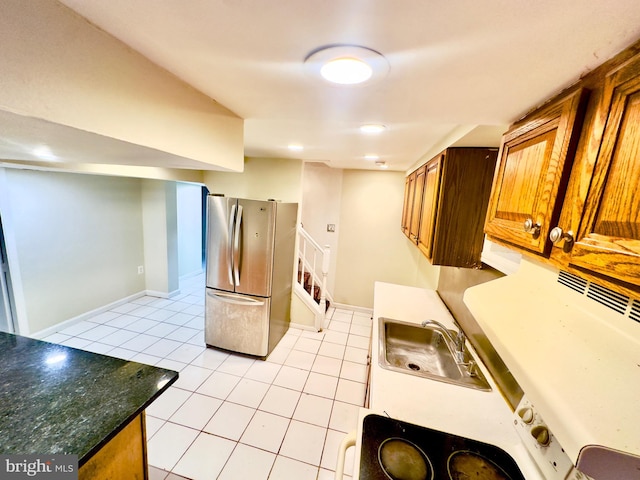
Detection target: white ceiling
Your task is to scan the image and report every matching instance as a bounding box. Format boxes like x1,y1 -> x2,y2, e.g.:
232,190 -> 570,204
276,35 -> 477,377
31,1 -> 640,170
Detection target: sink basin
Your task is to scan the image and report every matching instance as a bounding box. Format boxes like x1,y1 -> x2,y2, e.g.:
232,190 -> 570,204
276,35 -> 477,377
378,317 -> 491,391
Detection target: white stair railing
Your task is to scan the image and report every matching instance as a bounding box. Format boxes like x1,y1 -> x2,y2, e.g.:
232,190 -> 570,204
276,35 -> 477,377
296,225 -> 331,331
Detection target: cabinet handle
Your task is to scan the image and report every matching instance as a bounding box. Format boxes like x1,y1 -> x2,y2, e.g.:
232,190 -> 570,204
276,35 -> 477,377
549,227 -> 574,250
523,218 -> 541,236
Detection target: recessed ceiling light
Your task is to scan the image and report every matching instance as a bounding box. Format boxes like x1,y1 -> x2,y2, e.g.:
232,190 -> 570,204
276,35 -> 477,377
32,145 -> 58,161
365,154 -> 379,161
305,45 -> 389,86
360,124 -> 387,134
288,144 -> 304,152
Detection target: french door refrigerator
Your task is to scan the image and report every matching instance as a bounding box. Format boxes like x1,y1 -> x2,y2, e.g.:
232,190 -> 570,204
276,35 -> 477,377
205,195 -> 298,357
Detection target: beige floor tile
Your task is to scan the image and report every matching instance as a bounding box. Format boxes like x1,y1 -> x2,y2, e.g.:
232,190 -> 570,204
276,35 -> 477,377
218,443 -> 275,480
292,393 -> 333,427
240,410 -> 290,453
279,420 -> 327,466
202,401 -> 255,441
171,432 -> 235,480
259,385 -> 301,418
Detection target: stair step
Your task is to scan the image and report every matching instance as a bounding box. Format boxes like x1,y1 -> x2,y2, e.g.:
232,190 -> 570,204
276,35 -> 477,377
298,266 -> 330,311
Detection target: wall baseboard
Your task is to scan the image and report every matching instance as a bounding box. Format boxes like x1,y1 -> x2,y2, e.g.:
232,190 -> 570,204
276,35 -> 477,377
146,288 -> 181,299
30,289 -> 179,339
331,302 -> 373,318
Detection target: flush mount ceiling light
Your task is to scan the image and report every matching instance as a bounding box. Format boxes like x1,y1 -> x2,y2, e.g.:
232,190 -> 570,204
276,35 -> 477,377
305,45 -> 389,86
364,154 -> 380,161
360,124 -> 387,134
322,57 -> 371,84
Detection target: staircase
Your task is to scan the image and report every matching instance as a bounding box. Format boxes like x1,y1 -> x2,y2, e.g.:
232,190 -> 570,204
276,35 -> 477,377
298,262 -> 330,311
295,225 -> 332,331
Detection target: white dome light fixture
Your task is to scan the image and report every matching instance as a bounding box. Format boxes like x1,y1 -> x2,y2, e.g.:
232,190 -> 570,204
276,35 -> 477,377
321,57 -> 372,84
305,45 -> 389,86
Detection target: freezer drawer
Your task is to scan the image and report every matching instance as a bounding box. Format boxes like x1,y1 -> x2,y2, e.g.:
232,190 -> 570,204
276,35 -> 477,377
205,289 -> 270,357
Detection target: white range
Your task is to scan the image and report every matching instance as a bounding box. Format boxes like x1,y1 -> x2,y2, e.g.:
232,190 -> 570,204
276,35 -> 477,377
338,260 -> 640,479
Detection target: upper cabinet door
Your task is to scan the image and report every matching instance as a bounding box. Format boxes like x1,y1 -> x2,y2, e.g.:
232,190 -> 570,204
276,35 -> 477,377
570,58 -> 640,286
401,175 -> 412,235
401,171 -> 417,239
417,157 -> 441,259
409,165 -> 426,243
484,89 -> 588,255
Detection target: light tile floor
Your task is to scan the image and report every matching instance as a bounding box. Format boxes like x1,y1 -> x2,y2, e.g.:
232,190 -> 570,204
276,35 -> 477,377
43,274 -> 369,480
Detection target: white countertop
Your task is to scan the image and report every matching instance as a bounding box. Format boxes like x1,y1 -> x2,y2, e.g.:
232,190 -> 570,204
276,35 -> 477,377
464,259 -> 640,467
347,281 -> 543,479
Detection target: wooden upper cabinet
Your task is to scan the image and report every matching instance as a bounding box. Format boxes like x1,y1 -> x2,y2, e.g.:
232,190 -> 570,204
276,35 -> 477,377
401,174 -> 412,235
409,165 -> 426,243
567,55 -> 640,287
401,147 -> 497,268
484,89 -> 589,255
401,171 -> 416,237
417,157 -> 441,259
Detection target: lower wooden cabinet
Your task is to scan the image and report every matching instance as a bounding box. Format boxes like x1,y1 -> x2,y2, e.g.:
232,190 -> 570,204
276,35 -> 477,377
403,147 -> 498,268
79,413 -> 148,480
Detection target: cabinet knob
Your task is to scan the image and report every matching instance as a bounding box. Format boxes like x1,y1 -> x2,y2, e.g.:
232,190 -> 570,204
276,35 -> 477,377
523,218 -> 541,236
549,226 -> 574,246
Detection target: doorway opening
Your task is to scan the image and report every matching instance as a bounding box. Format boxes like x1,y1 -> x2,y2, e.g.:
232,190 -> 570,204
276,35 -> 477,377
0,215 -> 17,333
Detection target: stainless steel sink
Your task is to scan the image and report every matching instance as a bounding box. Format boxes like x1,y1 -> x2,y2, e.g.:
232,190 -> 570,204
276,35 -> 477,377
378,317 -> 491,391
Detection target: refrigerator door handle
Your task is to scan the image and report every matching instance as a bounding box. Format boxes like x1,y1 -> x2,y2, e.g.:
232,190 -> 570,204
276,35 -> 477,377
233,204 -> 243,286
227,203 -> 236,286
206,290 -> 265,306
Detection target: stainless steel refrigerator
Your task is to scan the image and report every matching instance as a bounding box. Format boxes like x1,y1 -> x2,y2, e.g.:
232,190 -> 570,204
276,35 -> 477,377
204,195 -> 298,357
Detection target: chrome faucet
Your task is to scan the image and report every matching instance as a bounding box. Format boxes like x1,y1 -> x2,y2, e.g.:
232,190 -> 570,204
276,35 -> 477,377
421,319 -> 466,364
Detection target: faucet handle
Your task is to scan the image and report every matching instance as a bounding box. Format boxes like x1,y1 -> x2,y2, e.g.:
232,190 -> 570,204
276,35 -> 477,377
464,360 -> 479,377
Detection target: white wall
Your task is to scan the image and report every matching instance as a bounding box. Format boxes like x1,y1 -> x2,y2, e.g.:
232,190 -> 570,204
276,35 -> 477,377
334,170 -> 439,308
177,183 -> 204,278
2,168 -> 146,333
300,163 -> 343,297
142,180 -> 179,297
203,157 -> 304,203
0,0 -> 243,170
204,158 -> 440,310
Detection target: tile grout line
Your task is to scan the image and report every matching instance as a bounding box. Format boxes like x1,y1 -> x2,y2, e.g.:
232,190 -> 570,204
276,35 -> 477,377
44,275 -> 367,480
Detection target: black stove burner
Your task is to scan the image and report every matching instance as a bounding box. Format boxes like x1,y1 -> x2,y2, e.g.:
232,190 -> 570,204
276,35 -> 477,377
379,438 -> 433,480
360,414 -> 525,480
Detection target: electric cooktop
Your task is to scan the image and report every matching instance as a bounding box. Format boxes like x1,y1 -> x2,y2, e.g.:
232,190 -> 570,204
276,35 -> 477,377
360,414 -> 526,480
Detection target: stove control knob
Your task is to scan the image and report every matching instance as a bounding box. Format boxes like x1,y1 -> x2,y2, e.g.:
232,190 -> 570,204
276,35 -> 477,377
517,407 -> 534,424
531,425 -> 550,446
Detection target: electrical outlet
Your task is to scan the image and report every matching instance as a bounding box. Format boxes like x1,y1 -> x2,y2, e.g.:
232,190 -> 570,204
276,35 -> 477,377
327,224 -> 336,232
137,266 -> 144,274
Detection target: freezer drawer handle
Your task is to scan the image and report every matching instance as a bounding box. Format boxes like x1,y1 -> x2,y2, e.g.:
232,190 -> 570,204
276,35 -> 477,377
207,290 -> 265,306
233,204 -> 243,287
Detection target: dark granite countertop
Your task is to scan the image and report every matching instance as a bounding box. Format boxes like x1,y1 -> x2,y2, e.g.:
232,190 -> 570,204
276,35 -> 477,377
0,332 -> 177,466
